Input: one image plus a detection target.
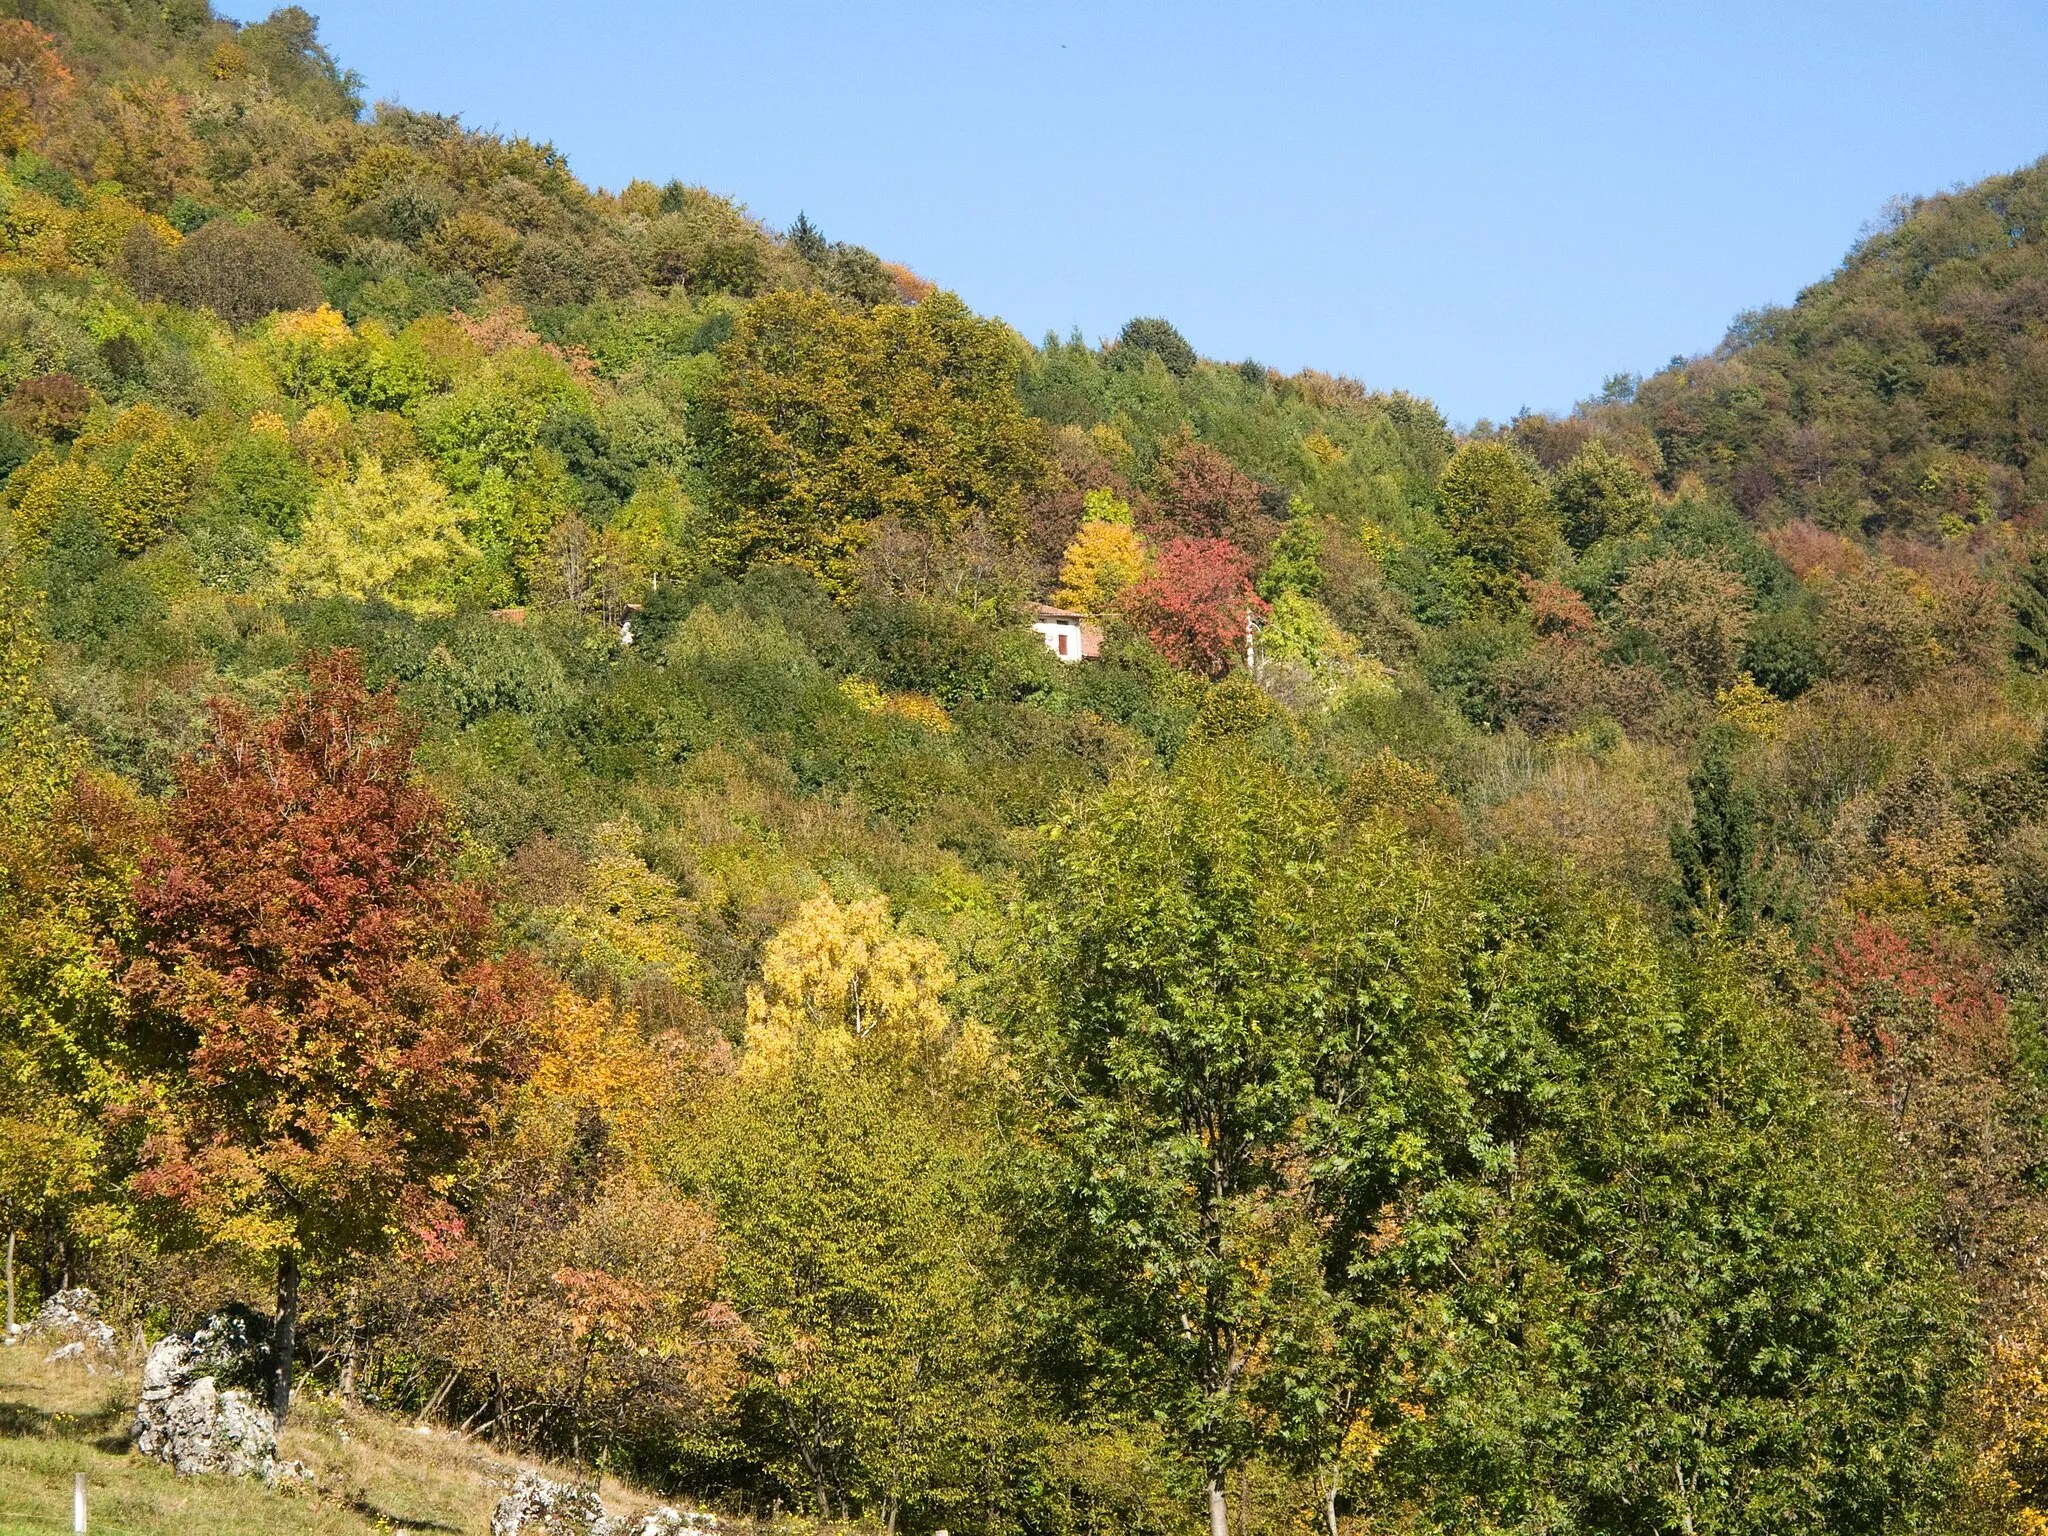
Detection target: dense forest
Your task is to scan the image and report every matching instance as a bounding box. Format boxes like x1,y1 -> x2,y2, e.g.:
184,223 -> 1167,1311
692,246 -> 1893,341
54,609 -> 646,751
4,4 -> 2048,1534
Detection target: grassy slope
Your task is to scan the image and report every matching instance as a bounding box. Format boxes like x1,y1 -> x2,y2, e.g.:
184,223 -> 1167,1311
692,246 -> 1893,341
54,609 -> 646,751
0,1346 -> 684,1536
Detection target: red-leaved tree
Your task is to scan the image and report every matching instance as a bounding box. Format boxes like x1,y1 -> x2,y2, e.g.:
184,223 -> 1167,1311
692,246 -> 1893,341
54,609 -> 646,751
1149,434 -> 1278,555
1815,915 -> 2040,1279
1120,536 -> 1266,678
123,651 -> 545,1422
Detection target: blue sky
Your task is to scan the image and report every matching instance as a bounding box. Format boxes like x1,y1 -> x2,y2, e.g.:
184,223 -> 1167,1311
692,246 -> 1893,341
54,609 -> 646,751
222,1 -> 2048,426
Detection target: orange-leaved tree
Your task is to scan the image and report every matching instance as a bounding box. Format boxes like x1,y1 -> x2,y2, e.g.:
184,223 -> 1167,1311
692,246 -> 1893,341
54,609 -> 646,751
122,651 -> 545,1423
0,22 -> 75,157
1122,537 -> 1266,678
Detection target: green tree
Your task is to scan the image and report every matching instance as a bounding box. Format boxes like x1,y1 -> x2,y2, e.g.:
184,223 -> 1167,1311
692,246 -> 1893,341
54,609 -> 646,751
207,427 -> 316,534
1403,919 -> 1972,1536
1009,742 -> 1963,1536
699,289 -> 1047,595
2012,547 -> 2048,671
1115,317 -> 1198,378
1669,734 -> 1766,933
692,1063 -> 999,1527
1258,511 -> 1324,600
1552,439 -> 1656,550
1434,441 -> 1558,606
1006,744 -> 1466,1536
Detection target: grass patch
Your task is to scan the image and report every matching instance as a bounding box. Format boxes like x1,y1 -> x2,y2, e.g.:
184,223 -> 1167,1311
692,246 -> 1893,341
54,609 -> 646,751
0,1345 -> 687,1535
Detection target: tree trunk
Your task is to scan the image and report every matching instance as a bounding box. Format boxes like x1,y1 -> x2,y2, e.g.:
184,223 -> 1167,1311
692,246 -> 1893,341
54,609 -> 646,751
338,1284 -> 358,1403
1323,1478 -> 1340,1536
1209,1476 -> 1231,1536
270,1248 -> 300,1426
4,1229 -> 14,1334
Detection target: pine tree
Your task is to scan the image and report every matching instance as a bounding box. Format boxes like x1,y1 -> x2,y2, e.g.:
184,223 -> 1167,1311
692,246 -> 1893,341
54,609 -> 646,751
2014,548 -> 2048,671
1670,735 -> 1763,932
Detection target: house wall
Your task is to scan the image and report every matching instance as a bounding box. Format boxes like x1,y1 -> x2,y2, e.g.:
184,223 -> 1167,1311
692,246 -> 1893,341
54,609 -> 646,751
1032,619 -> 1082,661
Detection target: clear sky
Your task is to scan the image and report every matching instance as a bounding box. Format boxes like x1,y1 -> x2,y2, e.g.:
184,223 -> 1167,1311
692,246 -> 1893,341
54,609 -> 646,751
221,1 -> 2048,426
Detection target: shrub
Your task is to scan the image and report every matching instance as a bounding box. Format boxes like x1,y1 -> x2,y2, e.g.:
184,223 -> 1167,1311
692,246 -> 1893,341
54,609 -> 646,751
129,216 -> 323,327
512,232 -> 640,309
1613,552 -> 1753,692
1818,566 -> 1940,692
5,373 -> 91,440
423,209 -> 520,279
1743,605 -> 1823,699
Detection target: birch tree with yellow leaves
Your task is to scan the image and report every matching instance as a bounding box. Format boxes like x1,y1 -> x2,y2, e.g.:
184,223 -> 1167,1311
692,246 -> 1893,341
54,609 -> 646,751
682,887 -> 1009,1529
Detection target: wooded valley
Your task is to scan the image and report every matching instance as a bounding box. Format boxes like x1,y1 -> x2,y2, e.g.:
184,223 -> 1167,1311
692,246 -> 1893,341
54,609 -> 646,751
3,5 -> 2048,1535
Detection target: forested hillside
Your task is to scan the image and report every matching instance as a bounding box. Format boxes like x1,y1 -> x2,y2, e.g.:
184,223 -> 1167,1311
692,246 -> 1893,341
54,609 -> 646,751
2,5 -> 2047,1536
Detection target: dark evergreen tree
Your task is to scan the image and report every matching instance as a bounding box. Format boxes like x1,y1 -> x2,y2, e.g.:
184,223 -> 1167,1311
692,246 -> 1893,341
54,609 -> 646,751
1115,316 -> 1197,377
1671,735 -> 1763,933
788,211 -> 828,264
2014,548 -> 2048,671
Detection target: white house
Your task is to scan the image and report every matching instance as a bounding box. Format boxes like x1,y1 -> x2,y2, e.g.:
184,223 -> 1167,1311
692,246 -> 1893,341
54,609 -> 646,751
1030,603 -> 1103,662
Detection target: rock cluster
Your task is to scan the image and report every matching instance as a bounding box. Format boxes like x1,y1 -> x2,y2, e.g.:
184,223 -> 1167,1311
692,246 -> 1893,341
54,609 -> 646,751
8,1286 -> 117,1363
491,1472 -> 609,1536
632,1511 -> 721,1535
489,1472 -> 721,1536
132,1330 -> 306,1484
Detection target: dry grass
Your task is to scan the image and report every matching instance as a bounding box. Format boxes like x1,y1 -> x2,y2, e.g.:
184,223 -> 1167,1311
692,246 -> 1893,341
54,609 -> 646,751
0,1344 -> 682,1535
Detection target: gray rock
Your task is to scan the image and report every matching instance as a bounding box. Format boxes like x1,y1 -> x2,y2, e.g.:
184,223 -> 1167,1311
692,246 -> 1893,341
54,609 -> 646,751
132,1332 -> 302,1483
626,1510 -> 721,1535
491,1471 -> 609,1536
19,1286 -> 116,1357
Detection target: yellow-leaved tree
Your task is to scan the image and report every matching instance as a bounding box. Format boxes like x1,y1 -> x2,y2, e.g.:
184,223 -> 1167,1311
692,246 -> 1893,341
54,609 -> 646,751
1255,590 -> 1391,708
743,887 -> 989,1083
8,451 -> 118,546
1971,1295 -> 2048,1536
0,565 -> 124,1330
1055,514 -> 1149,614
694,885 -> 1008,1524
111,420 -> 194,554
532,820 -> 699,1020
269,456 -> 480,615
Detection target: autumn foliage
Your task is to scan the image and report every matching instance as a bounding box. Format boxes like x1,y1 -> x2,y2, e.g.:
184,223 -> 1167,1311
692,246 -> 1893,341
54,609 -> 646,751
126,650 -> 543,1247
1816,915 -> 2036,1273
121,651 -> 545,1413
1120,537 -> 1265,678
0,22 -> 74,155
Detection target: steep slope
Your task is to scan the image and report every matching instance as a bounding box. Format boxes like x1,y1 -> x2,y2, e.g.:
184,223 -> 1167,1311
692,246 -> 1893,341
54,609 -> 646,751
1536,159 -> 2048,537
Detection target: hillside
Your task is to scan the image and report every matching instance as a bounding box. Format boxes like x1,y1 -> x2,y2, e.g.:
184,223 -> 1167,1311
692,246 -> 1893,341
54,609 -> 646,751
0,1343 -> 683,1533
1518,159 -> 2048,536
0,6 -> 2046,1536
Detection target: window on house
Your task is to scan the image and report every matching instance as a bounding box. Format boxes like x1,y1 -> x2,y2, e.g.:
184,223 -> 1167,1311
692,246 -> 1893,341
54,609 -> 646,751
1057,632 -> 1069,655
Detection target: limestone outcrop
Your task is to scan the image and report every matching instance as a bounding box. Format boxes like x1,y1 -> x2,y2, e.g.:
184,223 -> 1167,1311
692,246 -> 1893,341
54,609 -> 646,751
132,1327 -> 306,1484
